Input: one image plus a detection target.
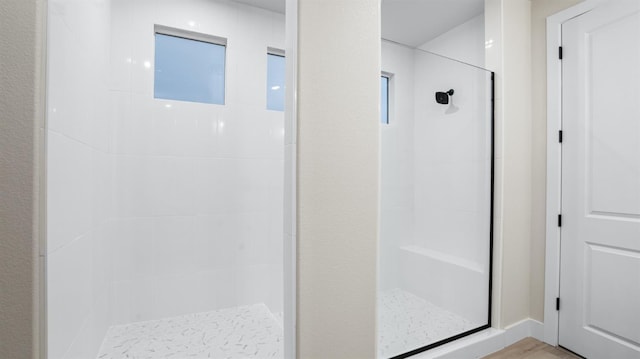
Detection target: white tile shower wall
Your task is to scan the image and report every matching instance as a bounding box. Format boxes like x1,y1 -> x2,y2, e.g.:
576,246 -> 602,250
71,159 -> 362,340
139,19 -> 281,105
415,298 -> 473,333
46,0 -> 114,358
398,245 -> 488,324
380,13 -> 490,328
380,41 -> 416,291
412,13 -> 489,272
109,0 -> 285,325
410,15 -> 490,322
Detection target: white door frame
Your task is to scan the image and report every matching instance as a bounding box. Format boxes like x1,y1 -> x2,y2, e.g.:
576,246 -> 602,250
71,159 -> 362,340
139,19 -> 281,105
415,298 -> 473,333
543,0 -> 606,346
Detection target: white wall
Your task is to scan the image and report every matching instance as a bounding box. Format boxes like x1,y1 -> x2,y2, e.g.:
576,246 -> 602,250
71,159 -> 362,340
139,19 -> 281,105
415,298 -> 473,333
380,40 -> 415,291
108,0 -> 285,324
46,1 -> 114,358
283,1 -> 297,357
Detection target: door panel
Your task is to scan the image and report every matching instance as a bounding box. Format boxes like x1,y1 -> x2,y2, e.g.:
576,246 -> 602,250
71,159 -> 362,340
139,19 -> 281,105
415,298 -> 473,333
560,1 -> 640,358
587,244 -> 640,345
587,9 -> 640,218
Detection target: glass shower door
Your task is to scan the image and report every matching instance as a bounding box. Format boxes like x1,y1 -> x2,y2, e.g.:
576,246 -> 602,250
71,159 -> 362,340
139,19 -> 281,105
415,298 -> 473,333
379,42 -> 493,358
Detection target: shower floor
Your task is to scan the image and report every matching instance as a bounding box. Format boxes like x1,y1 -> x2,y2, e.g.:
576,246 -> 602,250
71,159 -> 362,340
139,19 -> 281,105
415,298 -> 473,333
379,288 -> 479,358
97,303 -> 283,359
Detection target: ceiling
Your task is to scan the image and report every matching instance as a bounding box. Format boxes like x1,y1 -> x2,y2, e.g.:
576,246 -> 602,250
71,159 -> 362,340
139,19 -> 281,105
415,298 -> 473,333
382,0 -> 484,47
231,0 -> 285,14
229,0 -> 484,47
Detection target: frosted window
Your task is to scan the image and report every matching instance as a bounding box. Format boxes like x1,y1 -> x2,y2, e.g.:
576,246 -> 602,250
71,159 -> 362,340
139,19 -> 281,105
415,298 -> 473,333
381,76 -> 389,124
267,53 -> 285,111
154,33 -> 225,105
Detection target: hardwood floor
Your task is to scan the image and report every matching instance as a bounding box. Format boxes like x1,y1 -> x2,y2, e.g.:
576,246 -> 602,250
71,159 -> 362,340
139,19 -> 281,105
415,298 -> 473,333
483,338 -> 582,359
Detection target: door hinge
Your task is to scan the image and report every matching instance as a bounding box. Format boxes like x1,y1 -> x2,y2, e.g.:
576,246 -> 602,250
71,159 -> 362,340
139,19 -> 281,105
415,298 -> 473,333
558,214 -> 562,227
559,130 -> 563,143
556,297 -> 560,311
559,46 -> 563,60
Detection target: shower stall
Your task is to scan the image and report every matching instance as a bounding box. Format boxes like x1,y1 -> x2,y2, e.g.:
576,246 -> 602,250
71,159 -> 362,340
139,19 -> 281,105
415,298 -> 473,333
378,13 -> 494,358
45,0 -> 287,358
46,0 -> 491,357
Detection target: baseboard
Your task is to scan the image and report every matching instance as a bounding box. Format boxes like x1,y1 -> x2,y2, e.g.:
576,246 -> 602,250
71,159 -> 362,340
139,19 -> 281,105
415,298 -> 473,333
528,319 -> 545,342
410,319 -> 545,358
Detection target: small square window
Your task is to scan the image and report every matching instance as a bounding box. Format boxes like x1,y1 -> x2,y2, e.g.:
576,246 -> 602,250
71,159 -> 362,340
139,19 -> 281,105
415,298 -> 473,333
154,27 -> 226,105
267,52 -> 285,111
381,75 -> 390,124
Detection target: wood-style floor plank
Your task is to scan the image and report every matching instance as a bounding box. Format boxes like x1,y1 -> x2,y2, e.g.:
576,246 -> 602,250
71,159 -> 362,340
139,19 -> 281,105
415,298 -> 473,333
483,338 -> 582,359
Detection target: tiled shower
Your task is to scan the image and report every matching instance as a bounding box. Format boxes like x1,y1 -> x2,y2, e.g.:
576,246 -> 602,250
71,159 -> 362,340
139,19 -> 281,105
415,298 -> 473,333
46,0 -> 285,357
378,12 -> 493,358
46,0 -> 493,358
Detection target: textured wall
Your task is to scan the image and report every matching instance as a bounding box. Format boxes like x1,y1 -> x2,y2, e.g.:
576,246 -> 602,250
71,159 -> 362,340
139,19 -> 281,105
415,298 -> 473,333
296,0 -> 380,357
499,0 -> 533,328
485,0 -> 534,328
0,0 -> 44,358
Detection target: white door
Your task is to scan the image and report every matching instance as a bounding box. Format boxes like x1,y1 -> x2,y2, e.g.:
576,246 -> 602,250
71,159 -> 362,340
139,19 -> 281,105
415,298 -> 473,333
560,1 -> 640,358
